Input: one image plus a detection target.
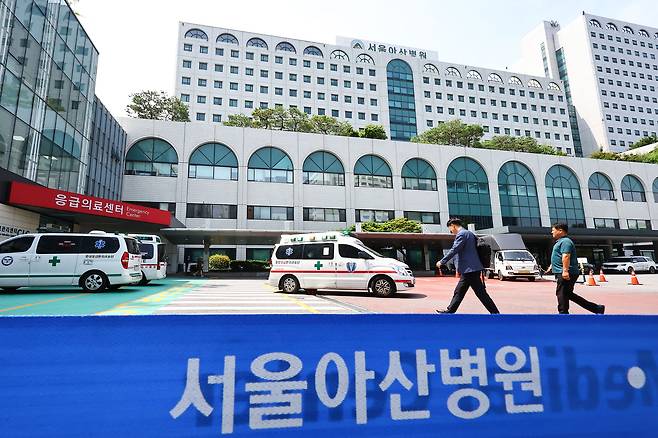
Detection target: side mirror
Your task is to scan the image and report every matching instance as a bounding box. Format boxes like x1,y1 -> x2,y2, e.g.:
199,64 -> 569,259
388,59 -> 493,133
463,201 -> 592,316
357,251 -> 371,260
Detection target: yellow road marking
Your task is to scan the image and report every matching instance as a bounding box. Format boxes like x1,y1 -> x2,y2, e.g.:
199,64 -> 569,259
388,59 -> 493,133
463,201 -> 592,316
261,283 -> 321,314
0,294 -> 87,313
95,283 -> 194,315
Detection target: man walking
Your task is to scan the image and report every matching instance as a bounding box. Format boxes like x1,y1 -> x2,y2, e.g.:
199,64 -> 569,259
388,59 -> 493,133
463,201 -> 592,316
436,218 -> 500,314
546,223 -> 605,314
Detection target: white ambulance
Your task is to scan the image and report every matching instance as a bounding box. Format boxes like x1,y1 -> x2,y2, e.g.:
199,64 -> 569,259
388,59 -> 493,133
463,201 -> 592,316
129,234 -> 167,284
268,232 -> 415,297
0,231 -> 142,292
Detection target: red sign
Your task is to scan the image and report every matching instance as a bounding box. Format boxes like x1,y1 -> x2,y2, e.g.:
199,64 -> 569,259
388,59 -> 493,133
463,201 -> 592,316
8,182 -> 171,226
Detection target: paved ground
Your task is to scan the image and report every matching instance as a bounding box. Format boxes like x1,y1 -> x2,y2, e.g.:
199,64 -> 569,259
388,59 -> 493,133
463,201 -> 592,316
0,272 -> 657,316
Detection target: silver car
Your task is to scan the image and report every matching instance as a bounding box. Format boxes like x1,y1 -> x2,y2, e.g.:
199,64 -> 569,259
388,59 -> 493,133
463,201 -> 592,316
602,256 -> 657,274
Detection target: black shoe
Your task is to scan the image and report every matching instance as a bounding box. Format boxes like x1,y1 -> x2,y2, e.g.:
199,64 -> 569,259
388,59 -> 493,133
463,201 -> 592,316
596,305 -> 605,314
436,309 -> 453,314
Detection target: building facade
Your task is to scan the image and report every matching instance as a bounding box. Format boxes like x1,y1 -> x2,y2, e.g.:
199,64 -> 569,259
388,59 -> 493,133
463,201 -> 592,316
175,23 -> 577,155
516,13 -> 658,155
119,118 -> 658,270
85,97 -> 126,200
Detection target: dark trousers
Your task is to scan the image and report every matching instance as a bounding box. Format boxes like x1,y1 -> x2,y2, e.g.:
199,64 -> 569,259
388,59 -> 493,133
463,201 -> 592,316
446,271 -> 500,314
555,275 -> 601,314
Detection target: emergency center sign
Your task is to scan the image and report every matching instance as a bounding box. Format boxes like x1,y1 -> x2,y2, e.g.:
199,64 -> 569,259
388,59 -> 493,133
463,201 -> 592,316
8,181 -> 171,226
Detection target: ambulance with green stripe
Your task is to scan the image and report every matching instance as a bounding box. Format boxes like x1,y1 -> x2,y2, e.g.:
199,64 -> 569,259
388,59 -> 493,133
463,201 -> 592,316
0,231 -> 142,292
268,232 -> 415,297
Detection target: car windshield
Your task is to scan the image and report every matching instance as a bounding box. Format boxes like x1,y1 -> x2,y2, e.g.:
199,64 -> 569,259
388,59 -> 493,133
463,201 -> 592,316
607,257 -> 632,262
503,251 -> 534,261
354,241 -> 383,258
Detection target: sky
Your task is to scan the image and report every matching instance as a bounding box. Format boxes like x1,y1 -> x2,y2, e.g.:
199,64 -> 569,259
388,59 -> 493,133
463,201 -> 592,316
74,0 -> 658,117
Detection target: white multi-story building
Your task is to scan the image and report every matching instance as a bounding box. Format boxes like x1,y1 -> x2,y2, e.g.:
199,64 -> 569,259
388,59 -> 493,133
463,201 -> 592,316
516,13 -> 658,155
175,23 -> 576,154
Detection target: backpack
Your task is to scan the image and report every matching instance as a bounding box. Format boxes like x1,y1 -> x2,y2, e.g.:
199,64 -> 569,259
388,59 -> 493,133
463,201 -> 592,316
476,238 -> 492,268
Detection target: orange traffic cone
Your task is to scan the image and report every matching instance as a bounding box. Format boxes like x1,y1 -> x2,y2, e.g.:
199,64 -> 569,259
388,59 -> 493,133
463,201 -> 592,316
629,271 -> 641,286
586,271 -> 599,286
598,269 -> 608,283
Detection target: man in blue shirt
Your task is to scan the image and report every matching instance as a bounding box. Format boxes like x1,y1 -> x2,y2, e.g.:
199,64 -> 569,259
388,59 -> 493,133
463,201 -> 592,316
546,223 -> 605,314
436,218 -> 500,314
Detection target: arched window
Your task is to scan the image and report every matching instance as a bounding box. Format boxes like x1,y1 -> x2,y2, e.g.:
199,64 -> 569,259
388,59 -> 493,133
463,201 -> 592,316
303,46 -> 323,57
125,138 -> 178,177
247,147 -> 293,183
589,19 -> 601,28
185,28 -> 208,40
356,53 -> 374,64
488,73 -> 503,83
498,161 -> 541,227
527,79 -> 542,88
653,177 -> 658,202
588,172 -> 615,200
446,157 -> 492,229
606,22 -> 618,31
621,175 -> 646,202
275,41 -> 296,53
545,165 -> 585,228
302,151 -> 345,186
386,59 -> 417,141
547,82 -> 561,91
217,33 -> 238,44
188,143 -> 238,180
639,29 -> 650,38
445,67 -> 461,77
354,155 -> 392,188
423,63 -> 439,74
330,50 -> 349,61
466,70 -> 482,80
401,158 -> 437,191
508,76 -> 523,86
623,26 -> 634,34
247,37 -> 268,49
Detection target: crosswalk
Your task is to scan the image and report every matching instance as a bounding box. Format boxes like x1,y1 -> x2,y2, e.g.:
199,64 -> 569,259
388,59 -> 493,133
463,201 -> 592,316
154,280 -> 362,315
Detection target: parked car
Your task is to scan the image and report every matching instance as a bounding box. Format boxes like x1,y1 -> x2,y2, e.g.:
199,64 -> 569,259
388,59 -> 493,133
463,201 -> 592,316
602,256 -> 657,274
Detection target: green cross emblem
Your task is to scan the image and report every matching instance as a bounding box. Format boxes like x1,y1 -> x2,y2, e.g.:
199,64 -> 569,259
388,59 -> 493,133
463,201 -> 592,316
48,256 -> 61,267
314,261 -> 323,271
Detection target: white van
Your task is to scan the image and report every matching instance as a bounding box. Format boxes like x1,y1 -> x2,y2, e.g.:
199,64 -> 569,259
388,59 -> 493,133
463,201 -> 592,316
129,234 -> 167,284
0,231 -> 142,292
491,249 -> 539,281
268,232 -> 415,297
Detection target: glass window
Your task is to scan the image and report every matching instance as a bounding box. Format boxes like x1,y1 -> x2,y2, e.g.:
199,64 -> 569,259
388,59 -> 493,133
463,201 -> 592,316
387,59 -> 417,140
247,147 -> 293,183
621,175 -> 646,202
446,157 -> 493,229
303,208 -> 346,222
247,206 -> 294,220
125,138 -> 178,177
545,165 -> 585,228
276,244 -> 303,260
188,143 -> 238,180
588,173 -> 615,200
354,155 -> 393,188
36,235 -> 82,254
498,161 -> 541,227
186,204 -> 237,219
355,210 -> 394,222
0,236 -> 35,253
401,158 -> 437,191
404,211 -> 440,224
302,151 -> 345,186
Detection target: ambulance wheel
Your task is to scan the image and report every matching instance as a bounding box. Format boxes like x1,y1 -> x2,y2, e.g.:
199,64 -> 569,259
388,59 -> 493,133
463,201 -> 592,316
138,272 -> 150,285
280,275 -> 300,294
371,276 -> 396,298
80,271 -> 108,292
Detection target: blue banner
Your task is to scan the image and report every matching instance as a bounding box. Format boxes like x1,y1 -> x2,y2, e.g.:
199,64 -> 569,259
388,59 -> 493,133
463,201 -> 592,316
1,315 -> 657,437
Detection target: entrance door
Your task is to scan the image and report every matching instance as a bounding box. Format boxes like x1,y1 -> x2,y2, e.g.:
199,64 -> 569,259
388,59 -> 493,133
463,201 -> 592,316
29,235 -> 81,286
335,244 -> 371,290
0,236 -> 36,288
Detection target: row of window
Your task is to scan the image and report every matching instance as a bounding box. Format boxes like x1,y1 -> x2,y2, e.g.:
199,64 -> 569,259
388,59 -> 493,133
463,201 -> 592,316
593,218 -> 652,230
588,20 -> 658,42
181,76 -> 378,91
182,59 -> 377,77
422,78 -> 565,100
192,108 -> 379,123
184,204 -> 441,224
594,53 -> 657,72
424,105 -> 567,123
592,42 -> 657,61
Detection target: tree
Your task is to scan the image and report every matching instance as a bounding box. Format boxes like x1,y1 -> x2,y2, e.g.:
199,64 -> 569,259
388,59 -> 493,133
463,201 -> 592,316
480,135 -> 564,155
412,119 -> 483,147
126,90 -> 190,122
251,108 -> 276,129
360,217 -> 422,233
310,115 -> 340,134
285,107 -> 314,132
630,135 -> 658,149
336,121 -> 360,137
223,114 -> 254,127
360,124 -> 388,140
271,107 -> 290,130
